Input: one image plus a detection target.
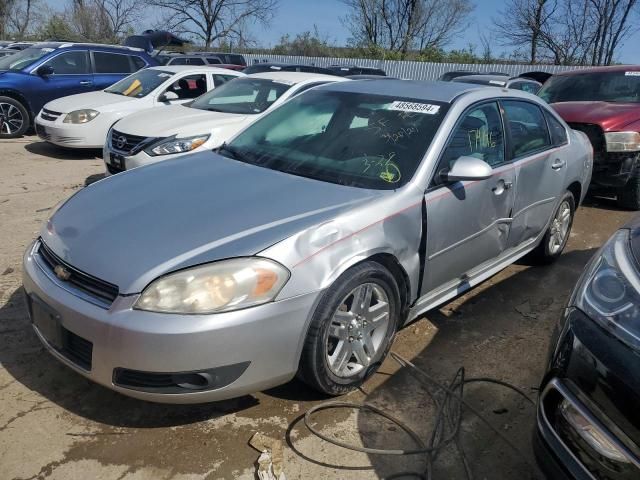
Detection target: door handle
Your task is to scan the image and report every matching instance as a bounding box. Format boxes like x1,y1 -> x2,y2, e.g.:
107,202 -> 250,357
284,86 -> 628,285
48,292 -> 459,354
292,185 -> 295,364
492,179 -> 512,195
79,80 -> 93,86
551,159 -> 566,170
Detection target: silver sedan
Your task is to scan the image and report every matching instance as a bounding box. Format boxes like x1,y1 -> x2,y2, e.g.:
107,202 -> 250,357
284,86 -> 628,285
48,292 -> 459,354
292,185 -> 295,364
23,80 -> 593,403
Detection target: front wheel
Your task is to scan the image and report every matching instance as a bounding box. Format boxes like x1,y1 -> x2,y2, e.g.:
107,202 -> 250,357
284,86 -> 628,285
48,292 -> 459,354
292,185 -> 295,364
0,96 -> 29,139
299,261 -> 400,396
531,191 -> 575,264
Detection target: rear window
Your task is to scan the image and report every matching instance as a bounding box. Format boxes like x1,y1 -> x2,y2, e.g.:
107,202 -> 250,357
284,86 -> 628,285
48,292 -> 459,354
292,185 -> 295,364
94,52 -> 134,74
190,77 -> 292,114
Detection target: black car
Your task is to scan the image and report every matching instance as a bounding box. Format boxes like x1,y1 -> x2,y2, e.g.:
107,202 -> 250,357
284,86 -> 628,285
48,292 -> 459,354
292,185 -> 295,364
326,65 -> 386,76
535,218 -> 640,478
242,62 -> 335,75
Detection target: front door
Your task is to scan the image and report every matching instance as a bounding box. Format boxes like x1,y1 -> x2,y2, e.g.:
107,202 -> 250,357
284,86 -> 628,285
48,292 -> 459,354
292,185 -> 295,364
422,101 -> 516,295
35,50 -> 93,107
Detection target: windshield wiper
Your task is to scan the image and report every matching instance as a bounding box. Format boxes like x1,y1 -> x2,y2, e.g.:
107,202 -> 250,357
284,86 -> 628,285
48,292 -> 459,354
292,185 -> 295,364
217,143 -> 245,161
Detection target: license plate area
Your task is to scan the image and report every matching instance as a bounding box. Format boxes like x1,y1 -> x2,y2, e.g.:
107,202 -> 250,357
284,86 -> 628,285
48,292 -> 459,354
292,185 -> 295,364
29,295 -> 63,350
109,152 -> 125,170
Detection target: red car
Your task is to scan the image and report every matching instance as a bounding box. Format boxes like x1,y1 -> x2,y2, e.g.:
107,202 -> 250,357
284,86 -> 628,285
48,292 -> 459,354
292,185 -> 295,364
539,66 -> 640,209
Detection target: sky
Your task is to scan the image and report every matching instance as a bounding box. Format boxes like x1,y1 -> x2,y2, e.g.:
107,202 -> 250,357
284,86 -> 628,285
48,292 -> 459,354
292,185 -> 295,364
48,0 -> 639,63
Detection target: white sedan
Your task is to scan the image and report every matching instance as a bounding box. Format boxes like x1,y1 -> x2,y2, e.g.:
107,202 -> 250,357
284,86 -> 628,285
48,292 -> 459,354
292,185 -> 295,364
35,66 -> 245,149
102,72 -> 347,175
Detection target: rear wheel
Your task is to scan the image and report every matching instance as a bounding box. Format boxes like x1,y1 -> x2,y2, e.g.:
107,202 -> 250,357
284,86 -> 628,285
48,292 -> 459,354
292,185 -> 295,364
299,261 -> 400,396
531,192 -> 575,264
0,96 -> 29,139
617,168 -> 640,210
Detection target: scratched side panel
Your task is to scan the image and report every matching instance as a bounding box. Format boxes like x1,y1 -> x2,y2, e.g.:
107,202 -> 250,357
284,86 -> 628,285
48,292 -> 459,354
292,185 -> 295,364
261,188 -> 424,303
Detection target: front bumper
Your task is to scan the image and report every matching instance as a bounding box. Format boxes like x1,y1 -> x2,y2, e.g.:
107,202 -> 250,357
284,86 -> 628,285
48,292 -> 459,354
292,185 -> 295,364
591,151 -> 640,189
535,308 -> 640,479
102,144 -> 207,175
23,242 -> 320,403
35,116 -> 106,149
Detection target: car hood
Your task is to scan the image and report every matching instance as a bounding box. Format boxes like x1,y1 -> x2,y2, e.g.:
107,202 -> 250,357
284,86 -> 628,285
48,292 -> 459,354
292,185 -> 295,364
41,152 -> 381,294
113,104 -> 250,138
45,91 -> 136,113
552,101 -> 640,132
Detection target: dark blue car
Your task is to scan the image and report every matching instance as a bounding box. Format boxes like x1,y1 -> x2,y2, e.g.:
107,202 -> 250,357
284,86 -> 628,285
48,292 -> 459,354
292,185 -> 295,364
0,42 -> 158,138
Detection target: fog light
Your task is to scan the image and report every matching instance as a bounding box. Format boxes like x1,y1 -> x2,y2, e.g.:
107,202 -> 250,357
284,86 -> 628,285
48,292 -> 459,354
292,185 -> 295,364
559,399 -> 630,463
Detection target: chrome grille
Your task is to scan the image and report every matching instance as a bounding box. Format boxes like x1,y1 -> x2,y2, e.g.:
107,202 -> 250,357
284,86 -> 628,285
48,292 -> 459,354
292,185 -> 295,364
41,108 -> 62,122
110,129 -> 149,154
37,240 -> 119,307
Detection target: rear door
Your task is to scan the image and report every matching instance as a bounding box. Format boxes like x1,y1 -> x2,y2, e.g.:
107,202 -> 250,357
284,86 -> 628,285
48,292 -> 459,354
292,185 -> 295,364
422,101 -> 516,294
91,51 -> 136,90
33,50 -> 93,107
503,100 -> 568,248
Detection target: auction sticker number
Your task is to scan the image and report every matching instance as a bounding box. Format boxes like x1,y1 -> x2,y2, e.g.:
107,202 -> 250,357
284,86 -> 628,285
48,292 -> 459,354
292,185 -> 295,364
389,101 -> 440,115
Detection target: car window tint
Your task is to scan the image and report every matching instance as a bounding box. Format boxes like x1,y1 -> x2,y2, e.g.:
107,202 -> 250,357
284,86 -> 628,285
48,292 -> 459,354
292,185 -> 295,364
131,56 -> 146,71
291,82 -> 328,97
206,57 -> 221,64
94,52 -> 132,73
42,50 -> 90,74
503,100 -> 551,158
187,57 -> 205,65
212,74 -> 236,87
510,81 -> 540,94
168,57 -> 187,65
437,102 -> 505,181
545,111 -> 568,146
164,74 -> 207,99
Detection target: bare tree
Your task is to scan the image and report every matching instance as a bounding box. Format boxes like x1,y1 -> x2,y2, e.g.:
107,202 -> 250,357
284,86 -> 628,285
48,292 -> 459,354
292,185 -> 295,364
587,0 -> 639,65
149,0 -> 279,48
342,0 -> 472,57
0,0 -> 16,38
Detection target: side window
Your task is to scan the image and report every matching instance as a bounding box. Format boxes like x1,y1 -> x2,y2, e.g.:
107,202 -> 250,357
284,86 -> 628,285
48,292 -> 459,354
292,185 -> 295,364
131,56 -> 146,71
187,57 -> 205,65
503,100 -> 551,158
94,52 -> 133,74
510,81 -> 540,94
206,57 -> 222,64
434,102 -> 505,185
545,111 -> 568,146
163,74 -> 207,99
42,51 -> 90,74
168,57 -> 187,65
212,74 -> 236,87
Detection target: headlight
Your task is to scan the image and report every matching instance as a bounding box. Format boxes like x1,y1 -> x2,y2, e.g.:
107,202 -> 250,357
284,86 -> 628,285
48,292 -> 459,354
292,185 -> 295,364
604,131 -> 640,152
63,109 -> 99,124
134,257 -> 290,314
574,229 -> 640,348
146,134 -> 209,156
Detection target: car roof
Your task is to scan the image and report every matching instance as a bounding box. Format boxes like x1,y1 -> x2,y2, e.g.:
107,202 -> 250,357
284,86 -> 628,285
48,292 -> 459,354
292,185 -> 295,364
453,74 -> 510,82
27,41 -> 145,52
554,65 -> 640,76
246,71 -> 343,83
320,79 -> 484,103
148,65 -> 242,74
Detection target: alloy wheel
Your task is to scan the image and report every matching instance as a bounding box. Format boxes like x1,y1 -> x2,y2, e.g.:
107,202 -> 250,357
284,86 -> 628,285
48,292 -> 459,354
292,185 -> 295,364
548,200 -> 572,254
0,102 -> 24,135
326,283 -> 390,378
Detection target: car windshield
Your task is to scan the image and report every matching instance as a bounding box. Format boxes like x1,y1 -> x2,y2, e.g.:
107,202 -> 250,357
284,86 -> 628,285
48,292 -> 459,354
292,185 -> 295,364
190,77 -> 291,114
105,69 -> 174,98
221,90 -> 448,190
0,47 -> 54,71
539,71 -> 640,103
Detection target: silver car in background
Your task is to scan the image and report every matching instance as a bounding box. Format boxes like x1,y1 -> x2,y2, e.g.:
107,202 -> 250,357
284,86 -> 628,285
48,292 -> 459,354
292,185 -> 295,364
23,80 -> 592,403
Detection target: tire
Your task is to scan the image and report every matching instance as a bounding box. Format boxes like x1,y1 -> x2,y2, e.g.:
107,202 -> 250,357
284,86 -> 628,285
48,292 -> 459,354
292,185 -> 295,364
299,261 -> 401,396
0,96 -> 29,139
531,191 -> 575,265
617,168 -> 640,210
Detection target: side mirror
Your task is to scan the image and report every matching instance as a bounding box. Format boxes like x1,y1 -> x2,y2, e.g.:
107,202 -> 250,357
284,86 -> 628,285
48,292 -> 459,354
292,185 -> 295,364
444,156 -> 493,182
36,65 -> 54,76
159,91 -> 179,102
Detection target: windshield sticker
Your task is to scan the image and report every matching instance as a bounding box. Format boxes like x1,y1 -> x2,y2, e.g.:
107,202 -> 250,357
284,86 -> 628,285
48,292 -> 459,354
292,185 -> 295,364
158,73 -> 172,78
489,80 -> 506,86
41,48 -> 55,53
389,101 -> 440,115
272,79 -> 294,85
625,71 -> 640,76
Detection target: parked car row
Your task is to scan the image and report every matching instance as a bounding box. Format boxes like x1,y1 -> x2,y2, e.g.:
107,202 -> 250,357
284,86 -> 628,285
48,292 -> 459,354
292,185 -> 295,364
4,42 -> 640,479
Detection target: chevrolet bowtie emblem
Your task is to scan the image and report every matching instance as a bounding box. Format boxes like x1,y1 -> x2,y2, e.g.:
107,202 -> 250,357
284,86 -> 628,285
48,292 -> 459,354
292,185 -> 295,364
54,264 -> 71,281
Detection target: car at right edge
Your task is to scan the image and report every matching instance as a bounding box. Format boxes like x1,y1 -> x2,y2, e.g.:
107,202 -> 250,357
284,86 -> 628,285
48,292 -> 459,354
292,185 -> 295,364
538,66 -> 640,209
535,218 -> 640,479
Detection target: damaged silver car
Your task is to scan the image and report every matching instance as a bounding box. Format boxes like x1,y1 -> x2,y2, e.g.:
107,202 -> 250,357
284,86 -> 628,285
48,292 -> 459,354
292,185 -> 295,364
23,80 -> 592,403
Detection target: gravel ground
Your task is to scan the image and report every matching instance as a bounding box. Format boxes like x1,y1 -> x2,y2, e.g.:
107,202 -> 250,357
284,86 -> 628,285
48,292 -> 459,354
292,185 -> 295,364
0,136 -> 635,480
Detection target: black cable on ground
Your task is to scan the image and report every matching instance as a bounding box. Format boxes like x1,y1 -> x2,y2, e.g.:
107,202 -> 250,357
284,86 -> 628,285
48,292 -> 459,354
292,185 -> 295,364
302,351 -> 537,480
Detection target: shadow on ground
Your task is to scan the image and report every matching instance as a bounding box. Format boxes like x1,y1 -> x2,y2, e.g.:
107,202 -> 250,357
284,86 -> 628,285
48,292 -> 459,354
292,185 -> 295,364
24,142 -> 102,161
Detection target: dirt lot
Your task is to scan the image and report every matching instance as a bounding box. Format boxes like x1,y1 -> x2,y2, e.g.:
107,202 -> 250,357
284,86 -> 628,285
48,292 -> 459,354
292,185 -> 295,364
0,136 -> 636,480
